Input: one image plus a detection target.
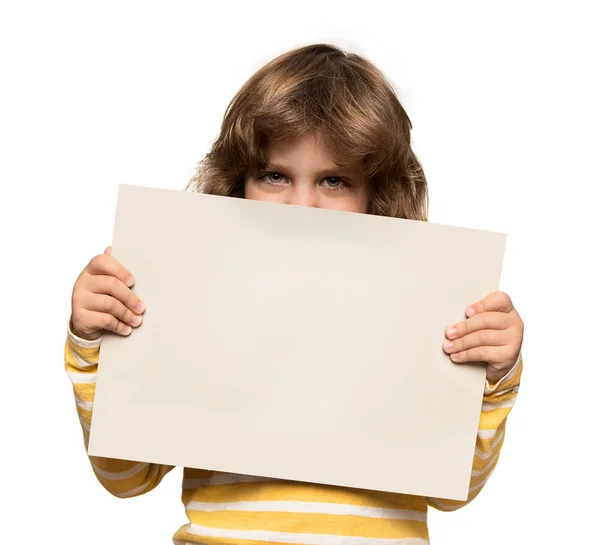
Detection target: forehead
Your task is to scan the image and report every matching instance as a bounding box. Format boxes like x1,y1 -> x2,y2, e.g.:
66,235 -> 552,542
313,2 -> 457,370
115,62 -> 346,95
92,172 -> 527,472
266,132 -> 362,172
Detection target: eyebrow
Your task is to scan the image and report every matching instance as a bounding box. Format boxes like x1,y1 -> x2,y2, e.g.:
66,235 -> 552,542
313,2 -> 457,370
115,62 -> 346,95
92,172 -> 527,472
264,163 -> 362,178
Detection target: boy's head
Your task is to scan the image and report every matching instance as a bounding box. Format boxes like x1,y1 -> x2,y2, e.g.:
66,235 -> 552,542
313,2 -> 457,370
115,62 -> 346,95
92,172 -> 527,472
189,43 -> 428,221
244,130 -> 370,214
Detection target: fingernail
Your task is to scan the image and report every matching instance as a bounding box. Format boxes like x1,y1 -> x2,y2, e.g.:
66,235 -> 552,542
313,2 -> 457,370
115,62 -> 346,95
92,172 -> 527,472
451,353 -> 461,361
466,306 -> 475,317
126,276 -> 135,287
447,326 -> 457,339
444,341 -> 454,351
136,301 -> 145,313
131,315 -> 142,326
123,325 -> 133,335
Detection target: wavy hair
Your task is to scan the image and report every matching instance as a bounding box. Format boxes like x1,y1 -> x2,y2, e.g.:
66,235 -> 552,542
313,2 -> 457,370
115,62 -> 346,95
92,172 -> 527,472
187,43 -> 428,220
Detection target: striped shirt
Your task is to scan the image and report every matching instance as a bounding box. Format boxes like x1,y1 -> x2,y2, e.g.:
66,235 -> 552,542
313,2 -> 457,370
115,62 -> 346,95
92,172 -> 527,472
64,324 -> 522,545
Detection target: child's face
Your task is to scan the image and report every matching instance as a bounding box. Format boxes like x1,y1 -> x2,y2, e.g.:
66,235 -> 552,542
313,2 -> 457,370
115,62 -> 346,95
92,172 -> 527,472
244,132 -> 369,213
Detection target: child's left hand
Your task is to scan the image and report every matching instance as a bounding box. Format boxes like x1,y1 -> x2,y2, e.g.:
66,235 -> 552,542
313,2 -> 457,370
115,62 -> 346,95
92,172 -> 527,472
442,290 -> 524,384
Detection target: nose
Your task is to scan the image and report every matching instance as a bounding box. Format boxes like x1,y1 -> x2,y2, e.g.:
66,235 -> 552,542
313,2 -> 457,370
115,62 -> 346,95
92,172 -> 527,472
287,183 -> 319,208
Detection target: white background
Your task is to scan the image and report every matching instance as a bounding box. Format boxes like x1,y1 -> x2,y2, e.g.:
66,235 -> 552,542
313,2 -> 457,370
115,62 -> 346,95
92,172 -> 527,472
1,1 -> 598,543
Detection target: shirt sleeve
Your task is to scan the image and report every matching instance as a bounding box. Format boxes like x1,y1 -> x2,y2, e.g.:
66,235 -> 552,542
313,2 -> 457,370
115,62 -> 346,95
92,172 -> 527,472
64,320 -> 175,498
427,351 -> 523,511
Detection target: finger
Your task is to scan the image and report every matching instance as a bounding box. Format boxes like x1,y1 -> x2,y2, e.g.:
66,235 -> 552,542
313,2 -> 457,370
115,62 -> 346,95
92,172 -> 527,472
84,293 -> 144,328
448,344 -> 513,366
86,275 -> 145,315
446,311 -> 510,340
443,329 -> 506,355
465,290 -> 514,318
104,246 -> 112,256
86,253 -> 135,288
81,309 -> 133,336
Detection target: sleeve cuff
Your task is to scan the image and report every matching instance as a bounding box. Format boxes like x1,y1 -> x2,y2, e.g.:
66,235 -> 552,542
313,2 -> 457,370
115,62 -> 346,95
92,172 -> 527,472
484,349 -> 522,395
67,317 -> 103,349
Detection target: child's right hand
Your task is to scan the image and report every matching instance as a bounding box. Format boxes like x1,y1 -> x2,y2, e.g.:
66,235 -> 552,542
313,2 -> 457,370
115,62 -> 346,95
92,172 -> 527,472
70,246 -> 145,341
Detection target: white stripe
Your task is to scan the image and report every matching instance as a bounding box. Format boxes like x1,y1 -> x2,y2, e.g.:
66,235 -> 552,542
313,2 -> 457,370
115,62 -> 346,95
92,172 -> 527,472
477,429 -> 497,440
482,398 -> 516,411
469,469 -> 493,495
427,497 -> 465,511
75,397 -> 93,411
183,473 -> 274,489
471,454 -> 499,478
475,428 -> 505,460
67,325 -> 102,349
70,351 -> 98,369
426,497 -> 452,510
159,465 -> 174,478
187,524 -> 429,545
488,385 -> 519,397
186,501 -> 427,522
112,465 -> 160,498
68,371 -> 97,384
113,481 -> 151,498
79,415 -> 90,432
91,461 -> 149,481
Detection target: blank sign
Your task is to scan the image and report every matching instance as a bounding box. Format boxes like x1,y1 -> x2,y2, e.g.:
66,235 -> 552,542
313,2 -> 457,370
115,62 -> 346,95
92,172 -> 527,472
87,184 -> 506,501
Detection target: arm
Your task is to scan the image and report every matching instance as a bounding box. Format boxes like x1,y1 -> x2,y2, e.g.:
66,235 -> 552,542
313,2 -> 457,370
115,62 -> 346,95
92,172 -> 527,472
427,351 -> 522,510
65,321 -> 174,498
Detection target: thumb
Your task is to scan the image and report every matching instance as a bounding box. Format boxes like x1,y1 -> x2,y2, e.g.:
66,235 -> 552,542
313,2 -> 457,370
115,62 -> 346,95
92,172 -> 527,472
104,246 -> 112,256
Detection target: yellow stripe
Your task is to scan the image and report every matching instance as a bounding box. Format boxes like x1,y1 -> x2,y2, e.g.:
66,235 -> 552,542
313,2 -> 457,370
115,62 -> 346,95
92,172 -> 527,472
188,511 -> 427,539
173,527 -> 314,545
188,482 -> 427,511
90,456 -> 146,474
185,539 -> 316,545
64,362 -> 97,377
483,388 -> 518,405
184,468 -> 220,479
429,497 -> 463,510
474,443 -> 504,463
72,383 -> 96,402
182,469 -> 219,504
93,473 -> 146,495
475,435 -> 503,450
65,340 -> 100,365
90,462 -> 155,495
477,419 -> 507,434
472,451 -> 500,472
479,407 -> 512,426
77,408 -> 92,429
468,461 -> 498,488
75,405 -> 92,424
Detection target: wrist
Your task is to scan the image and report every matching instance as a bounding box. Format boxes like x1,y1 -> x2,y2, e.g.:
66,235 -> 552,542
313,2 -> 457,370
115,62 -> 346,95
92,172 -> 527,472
485,351 -> 523,395
68,316 -> 103,346
69,316 -> 101,341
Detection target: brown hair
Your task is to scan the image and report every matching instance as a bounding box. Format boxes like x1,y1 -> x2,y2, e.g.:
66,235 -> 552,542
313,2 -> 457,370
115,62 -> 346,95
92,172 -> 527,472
186,43 -> 428,221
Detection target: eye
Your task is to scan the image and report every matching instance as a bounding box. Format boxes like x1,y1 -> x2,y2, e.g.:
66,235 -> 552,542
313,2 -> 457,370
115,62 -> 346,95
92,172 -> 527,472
260,172 -> 287,184
321,177 -> 347,190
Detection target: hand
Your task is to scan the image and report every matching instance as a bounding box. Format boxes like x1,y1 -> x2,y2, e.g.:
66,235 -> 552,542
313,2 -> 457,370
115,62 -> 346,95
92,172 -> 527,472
442,290 -> 524,383
70,247 -> 146,340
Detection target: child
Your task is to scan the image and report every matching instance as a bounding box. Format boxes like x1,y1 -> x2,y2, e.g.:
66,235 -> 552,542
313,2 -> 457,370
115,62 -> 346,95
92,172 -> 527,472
65,43 -> 524,545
